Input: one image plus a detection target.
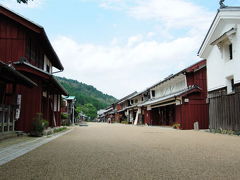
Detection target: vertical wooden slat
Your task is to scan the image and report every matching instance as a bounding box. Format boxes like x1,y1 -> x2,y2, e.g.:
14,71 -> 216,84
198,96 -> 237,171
209,85 -> 240,131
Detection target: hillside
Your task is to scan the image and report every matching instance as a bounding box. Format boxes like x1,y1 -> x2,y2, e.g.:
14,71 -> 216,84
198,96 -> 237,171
56,76 -> 117,110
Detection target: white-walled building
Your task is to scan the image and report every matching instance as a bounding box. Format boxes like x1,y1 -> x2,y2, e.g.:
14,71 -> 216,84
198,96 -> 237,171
198,5 -> 240,130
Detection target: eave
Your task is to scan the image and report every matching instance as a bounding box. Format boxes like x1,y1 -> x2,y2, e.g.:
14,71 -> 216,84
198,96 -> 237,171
0,61 -> 37,87
198,7 -> 240,58
210,27 -> 236,45
0,5 -> 64,70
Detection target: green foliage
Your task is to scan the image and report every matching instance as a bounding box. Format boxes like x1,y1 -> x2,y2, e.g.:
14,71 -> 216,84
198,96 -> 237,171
61,113 -> 68,119
77,103 -> 97,120
56,76 -> 117,110
30,113 -> 49,137
172,123 -> 181,129
53,127 -> 67,133
210,128 -> 239,136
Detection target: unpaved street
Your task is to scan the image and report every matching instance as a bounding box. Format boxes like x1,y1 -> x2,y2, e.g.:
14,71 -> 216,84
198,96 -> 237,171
1,123 -> 240,180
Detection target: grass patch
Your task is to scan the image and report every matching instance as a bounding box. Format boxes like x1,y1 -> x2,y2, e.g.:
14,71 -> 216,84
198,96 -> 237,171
210,128 -> 240,136
53,127 -> 68,133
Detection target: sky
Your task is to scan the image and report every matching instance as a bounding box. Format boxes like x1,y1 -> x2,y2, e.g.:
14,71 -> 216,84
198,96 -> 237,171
1,0 -> 240,99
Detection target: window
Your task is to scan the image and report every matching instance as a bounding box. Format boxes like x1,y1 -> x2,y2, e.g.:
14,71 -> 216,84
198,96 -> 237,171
229,44 -> 233,60
46,65 -> 50,73
227,76 -> 235,94
151,90 -> 155,98
231,79 -> 235,92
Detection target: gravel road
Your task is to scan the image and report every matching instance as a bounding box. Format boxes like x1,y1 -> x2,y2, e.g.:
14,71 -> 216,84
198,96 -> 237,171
1,123 -> 240,180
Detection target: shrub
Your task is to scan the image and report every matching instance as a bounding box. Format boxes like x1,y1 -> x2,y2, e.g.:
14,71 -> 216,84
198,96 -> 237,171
172,123 -> 181,129
61,113 -> 68,119
30,113 -> 49,137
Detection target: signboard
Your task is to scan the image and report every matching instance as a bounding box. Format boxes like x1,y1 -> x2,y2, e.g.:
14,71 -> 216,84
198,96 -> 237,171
16,94 -> 22,120
17,94 -> 22,105
15,109 -> 20,119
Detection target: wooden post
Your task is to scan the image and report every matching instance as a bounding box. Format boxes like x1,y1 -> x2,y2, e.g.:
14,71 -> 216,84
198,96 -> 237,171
12,106 -> 15,131
7,105 -> 10,132
1,107 -> 4,133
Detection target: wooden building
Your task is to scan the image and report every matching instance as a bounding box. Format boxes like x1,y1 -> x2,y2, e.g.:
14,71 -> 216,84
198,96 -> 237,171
61,96 -> 76,125
0,5 -> 68,132
0,61 -> 36,134
114,91 -> 137,123
110,60 -> 209,130
125,91 -> 149,125
198,6 -> 240,130
141,60 -> 208,130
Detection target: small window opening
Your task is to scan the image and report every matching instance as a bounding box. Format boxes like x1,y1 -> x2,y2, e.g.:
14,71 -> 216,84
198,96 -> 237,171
152,90 -> 155,98
46,65 -> 50,73
227,77 -> 235,94
231,78 -> 235,92
229,44 -> 233,60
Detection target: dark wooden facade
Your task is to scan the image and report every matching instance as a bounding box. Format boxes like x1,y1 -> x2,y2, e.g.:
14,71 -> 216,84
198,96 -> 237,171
0,61 -> 36,133
0,5 -> 67,132
176,63 -> 209,129
143,60 -> 209,130
208,84 -> 240,131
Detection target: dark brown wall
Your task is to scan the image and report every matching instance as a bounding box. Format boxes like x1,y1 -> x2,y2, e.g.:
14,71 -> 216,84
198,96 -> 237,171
0,15 -> 26,62
15,77 -> 42,132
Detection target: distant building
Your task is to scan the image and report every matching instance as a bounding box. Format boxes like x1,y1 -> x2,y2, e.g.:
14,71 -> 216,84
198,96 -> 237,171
198,6 -> 240,130
102,60 -> 208,130
61,96 -> 76,125
141,60 -> 208,129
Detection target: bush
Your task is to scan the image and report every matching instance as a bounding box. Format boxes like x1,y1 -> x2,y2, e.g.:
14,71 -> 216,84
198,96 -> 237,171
172,123 -> 181,129
30,113 -> 49,137
61,113 -> 68,119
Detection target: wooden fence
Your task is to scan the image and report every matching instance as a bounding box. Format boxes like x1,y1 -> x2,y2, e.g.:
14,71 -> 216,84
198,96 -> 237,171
209,86 -> 240,131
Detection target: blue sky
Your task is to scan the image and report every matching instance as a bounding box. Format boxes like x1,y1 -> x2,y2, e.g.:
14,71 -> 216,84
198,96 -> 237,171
1,0 -> 240,98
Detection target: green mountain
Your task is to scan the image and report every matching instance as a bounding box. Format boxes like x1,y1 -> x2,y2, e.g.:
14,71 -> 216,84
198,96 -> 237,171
56,76 -> 117,110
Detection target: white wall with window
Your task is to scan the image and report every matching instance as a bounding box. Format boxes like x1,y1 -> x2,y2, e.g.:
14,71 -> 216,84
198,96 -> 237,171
150,74 -> 187,99
199,8 -> 240,92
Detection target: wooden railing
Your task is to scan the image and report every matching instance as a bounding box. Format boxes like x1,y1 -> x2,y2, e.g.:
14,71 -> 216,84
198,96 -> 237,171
0,105 -> 15,133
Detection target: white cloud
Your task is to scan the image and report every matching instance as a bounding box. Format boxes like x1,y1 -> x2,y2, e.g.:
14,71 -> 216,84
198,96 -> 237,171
0,0 -> 44,9
53,0 -> 213,99
100,0 -> 213,34
127,34 -> 143,47
54,34 -> 202,99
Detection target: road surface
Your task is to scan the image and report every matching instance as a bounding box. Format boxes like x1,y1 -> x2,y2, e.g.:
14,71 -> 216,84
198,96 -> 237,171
1,123 -> 240,179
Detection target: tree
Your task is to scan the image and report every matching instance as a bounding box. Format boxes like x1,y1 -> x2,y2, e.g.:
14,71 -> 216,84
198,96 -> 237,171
76,104 -> 97,121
